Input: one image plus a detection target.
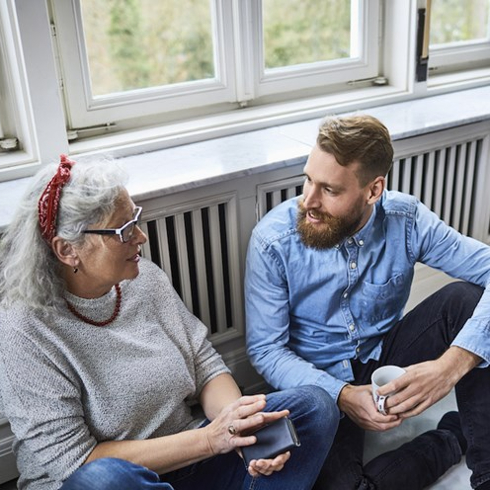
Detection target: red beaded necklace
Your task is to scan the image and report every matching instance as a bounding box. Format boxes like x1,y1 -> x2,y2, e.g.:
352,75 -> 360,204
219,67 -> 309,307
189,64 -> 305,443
66,284 -> 122,327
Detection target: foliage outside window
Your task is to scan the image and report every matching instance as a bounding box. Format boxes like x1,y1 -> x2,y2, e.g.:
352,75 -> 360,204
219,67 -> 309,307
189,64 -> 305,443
430,0 -> 490,46
81,0 -> 214,96
262,0 -> 351,70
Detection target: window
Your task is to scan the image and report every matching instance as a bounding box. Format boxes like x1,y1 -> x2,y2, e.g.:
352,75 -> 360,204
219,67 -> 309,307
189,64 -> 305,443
429,0 -> 490,77
51,0 -> 237,133
82,1 -> 215,96
255,0 -> 379,98
51,0 -> 380,136
0,0 -> 489,181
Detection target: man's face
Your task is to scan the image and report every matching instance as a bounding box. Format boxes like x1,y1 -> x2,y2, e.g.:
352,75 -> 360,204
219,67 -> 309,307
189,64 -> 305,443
297,145 -> 374,250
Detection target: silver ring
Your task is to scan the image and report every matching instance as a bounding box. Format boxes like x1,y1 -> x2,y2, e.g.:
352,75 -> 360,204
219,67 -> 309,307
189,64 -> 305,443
228,425 -> 237,436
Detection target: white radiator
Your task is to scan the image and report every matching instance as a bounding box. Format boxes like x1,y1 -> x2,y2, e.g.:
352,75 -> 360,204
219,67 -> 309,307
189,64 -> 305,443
139,192 -> 243,345
388,137 -> 483,237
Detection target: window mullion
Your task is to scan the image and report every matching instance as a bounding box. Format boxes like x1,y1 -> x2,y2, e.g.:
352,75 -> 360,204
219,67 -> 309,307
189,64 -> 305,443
231,0 -> 256,105
212,0 -> 237,100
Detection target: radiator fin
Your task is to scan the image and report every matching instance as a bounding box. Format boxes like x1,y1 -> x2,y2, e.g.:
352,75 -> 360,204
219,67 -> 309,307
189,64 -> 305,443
141,198 -> 237,337
387,138 -> 482,235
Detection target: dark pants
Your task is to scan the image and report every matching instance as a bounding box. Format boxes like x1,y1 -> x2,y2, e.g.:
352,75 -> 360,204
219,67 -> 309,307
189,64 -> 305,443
314,281 -> 490,490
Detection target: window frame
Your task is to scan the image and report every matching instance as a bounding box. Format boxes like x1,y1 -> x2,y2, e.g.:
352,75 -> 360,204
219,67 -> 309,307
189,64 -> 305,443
52,0 -> 381,130
51,0 -> 238,129
0,0 -> 68,181
427,0 -> 490,81
0,0 -> 490,182
430,40 -> 490,73
250,0 -> 381,99
0,0 -> 37,177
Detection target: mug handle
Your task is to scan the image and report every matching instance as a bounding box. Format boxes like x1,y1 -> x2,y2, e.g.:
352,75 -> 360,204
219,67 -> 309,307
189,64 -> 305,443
377,395 -> 389,415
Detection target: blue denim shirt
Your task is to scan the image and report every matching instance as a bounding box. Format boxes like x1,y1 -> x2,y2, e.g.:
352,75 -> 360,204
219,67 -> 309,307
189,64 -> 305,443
245,191 -> 490,402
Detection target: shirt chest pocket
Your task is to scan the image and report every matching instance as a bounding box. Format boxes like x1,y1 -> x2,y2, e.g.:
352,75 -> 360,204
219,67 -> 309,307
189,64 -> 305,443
358,273 -> 407,323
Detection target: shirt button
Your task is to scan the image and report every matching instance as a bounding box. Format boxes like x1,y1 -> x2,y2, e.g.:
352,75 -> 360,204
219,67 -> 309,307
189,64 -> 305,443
349,324 -> 355,331
359,239 -> 364,246
350,262 -> 357,269
347,238 -> 353,244
356,347 -> 360,353
343,292 -> 348,298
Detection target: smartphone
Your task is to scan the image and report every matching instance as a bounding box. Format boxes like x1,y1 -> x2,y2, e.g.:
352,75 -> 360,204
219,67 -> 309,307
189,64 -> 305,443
241,416 -> 301,467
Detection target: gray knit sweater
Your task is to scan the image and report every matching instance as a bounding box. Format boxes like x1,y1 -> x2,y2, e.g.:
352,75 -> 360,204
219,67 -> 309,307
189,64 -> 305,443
0,259 -> 230,489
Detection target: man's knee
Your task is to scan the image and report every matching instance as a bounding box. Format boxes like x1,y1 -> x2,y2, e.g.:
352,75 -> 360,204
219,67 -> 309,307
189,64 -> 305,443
288,385 -> 340,437
436,281 -> 483,323
441,281 -> 483,302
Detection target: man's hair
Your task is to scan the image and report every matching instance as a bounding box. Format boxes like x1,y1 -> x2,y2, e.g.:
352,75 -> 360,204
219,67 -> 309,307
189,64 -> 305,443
317,114 -> 394,186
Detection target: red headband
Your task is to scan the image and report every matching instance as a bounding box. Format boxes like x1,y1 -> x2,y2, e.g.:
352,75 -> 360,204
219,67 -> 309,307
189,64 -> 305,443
38,154 -> 76,243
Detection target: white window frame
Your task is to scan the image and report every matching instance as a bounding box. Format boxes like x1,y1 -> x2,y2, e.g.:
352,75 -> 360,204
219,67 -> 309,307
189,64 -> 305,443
0,0 -> 68,181
427,0 -> 490,86
0,0 -> 36,177
52,0 -> 381,130
430,40 -> 490,71
1,0 -> 490,181
249,0 -> 380,99
52,0 -> 238,129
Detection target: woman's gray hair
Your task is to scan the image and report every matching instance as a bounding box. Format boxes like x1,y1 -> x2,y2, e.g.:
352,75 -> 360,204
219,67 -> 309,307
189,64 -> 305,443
0,157 -> 128,313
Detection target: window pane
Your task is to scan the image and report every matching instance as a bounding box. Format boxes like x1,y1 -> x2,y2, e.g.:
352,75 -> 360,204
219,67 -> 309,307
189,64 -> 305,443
430,0 -> 490,46
262,0 -> 352,70
80,0 -> 215,96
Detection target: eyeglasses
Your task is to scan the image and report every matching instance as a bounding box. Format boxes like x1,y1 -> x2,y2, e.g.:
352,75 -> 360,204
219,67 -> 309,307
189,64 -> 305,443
82,206 -> 142,243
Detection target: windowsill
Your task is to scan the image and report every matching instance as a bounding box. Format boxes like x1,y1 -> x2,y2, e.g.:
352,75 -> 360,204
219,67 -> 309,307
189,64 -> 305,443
2,85 -> 490,232
67,84 -> 405,158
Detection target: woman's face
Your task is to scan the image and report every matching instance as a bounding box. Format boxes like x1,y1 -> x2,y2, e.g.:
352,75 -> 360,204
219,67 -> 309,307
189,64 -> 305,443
72,190 -> 147,298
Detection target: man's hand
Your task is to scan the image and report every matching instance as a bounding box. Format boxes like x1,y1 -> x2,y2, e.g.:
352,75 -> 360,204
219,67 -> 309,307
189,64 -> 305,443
379,347 -> 480,419
338,384 -> 402,431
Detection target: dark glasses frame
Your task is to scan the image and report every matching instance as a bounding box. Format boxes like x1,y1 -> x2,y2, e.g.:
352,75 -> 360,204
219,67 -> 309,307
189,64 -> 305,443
82,206 -> 142,243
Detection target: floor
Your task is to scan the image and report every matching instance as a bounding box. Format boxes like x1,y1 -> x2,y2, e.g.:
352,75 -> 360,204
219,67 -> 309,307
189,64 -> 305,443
0,479 -> 15,489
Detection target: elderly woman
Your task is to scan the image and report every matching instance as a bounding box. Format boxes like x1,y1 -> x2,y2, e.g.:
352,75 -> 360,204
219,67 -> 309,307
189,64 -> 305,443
0,156 -> 339,490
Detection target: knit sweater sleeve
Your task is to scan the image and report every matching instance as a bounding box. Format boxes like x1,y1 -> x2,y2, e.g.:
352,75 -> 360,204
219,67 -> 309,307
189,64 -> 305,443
0,309 -> 96,485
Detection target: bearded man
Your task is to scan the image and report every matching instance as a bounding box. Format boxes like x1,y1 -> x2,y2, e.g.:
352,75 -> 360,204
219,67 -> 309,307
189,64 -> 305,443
245,114 -> 490,490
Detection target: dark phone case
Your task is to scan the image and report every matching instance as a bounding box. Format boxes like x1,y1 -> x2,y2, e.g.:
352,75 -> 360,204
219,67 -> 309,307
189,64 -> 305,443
241,417 -> 301,467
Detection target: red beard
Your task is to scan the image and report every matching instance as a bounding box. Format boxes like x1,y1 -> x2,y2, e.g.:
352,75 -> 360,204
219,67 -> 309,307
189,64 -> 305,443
296,200 -> 363,249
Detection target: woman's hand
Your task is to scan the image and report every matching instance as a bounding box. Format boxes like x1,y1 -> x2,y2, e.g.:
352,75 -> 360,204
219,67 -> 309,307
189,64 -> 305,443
247,451 -> 291,477
203,394 -> 290,475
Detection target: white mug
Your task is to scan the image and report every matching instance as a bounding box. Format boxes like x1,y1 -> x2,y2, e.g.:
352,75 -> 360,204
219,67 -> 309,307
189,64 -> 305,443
371,365 -> 406,415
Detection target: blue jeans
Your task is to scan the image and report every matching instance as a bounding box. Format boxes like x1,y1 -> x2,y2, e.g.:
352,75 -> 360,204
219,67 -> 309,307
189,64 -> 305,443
61,385 -> 339,490
314,281 -> 490,490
